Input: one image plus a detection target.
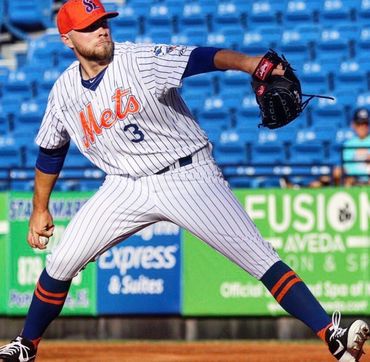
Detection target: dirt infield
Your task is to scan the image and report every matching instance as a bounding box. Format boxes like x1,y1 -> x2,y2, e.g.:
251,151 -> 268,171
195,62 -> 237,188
31,340 -> 370,362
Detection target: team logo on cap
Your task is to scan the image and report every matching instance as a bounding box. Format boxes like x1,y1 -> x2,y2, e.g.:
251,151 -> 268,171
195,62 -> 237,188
83,0 -> 100,13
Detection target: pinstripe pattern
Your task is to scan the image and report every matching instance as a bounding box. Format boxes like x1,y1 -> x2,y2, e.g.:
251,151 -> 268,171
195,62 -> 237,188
47,146 -> 280,280
35,42 -> 207,177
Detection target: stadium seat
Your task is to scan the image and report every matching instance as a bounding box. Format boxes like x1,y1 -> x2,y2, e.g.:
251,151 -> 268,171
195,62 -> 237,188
147,29 -> 172,44
179,3 -> 208,32
354,26 -> 370,58
145,5 -> 174,34
197,96 -> 232,130
334,60 -> 368,93
7,0 -> 54,30
212,2 -> 243,33
227,176 -> 253,188
294,24 -> 321,43
250,141 -> 287,165
240,30 -> 274,55
247,1 -> 280,28
355,0 -> 370,24
235,95 -> 261,128
165,0 -> 186,16
213,129 -> 248,166
182,73 -> 215,100
173,28 -> 207,46
218,70 -> 249,99
3,70 -> 34,100
356,91 -> 370,107
289,141 -> 325,164
64,144 -> 94,168
15,99 -> 46,135
282,0 -> 318,26
0,145 -> 21,168
311,98 -> 347,127
318,0 -> 353,24
277,29 -> 312,63
298,61 -> 331,94
126,0 -> 151,17
315,29 -> 351,65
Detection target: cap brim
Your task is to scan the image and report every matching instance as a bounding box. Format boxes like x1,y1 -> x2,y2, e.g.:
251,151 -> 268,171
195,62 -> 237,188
74,11 -> 118,31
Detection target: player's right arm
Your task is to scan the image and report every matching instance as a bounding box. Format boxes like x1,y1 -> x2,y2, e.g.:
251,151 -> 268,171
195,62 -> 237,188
27,142 -> 70,250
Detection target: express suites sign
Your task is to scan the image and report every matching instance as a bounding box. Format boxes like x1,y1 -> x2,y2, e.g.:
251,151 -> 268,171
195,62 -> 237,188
97,222 -> 181,314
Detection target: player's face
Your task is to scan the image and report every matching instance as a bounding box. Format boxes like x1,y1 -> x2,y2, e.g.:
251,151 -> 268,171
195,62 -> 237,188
354,122 -> 369,139
68,18 -> 114,62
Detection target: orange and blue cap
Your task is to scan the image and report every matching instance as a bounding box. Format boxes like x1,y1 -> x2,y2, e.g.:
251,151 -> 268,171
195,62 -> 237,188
57,0 -> 118,34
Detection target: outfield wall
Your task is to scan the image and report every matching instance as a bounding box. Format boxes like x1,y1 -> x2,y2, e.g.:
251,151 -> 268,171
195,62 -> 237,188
0,187 -> 369,318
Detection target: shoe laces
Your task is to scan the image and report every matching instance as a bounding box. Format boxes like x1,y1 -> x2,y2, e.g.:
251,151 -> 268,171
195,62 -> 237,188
0,337 -> 31,357
330,311 -> 347,341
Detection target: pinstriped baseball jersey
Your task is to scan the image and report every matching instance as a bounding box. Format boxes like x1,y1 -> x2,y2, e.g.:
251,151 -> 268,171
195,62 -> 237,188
35,42 -> 208,177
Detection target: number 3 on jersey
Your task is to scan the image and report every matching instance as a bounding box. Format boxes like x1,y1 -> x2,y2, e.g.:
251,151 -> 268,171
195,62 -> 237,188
124,123 -> 145,143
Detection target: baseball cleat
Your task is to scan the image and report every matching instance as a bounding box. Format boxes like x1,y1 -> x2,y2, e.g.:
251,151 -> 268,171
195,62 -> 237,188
326,311 -> 370,361
0,336 -> 36,361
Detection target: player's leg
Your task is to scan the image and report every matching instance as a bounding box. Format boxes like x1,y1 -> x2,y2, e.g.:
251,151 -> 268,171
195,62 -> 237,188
0,175 -> 159,361
154,153 -> 369,361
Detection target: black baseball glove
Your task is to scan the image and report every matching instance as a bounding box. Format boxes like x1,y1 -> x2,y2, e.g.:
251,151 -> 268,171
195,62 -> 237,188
251,50 -> 333,129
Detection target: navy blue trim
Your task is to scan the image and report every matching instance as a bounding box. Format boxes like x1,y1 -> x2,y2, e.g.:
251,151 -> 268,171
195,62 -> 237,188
80,66 -> 108,91
182,47 -> 224,79
35,142 -> 70,174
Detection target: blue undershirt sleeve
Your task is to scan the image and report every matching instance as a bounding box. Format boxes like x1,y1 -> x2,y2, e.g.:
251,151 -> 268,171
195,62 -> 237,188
182,47 -> 224,79
35,142 -> 70,174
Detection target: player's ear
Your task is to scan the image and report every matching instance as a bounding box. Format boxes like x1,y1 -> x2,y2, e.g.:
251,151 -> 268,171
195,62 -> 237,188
60,33 -> 73,49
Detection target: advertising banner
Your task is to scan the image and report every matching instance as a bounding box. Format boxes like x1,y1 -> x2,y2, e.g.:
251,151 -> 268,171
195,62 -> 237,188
97,222 -> 181,314
0,193 -> 9,314
7,192 -> 97,316
183,187 -> 370,316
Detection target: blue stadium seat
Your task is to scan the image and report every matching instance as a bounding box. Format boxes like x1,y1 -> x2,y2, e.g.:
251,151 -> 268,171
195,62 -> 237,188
227,176 -> 253,188
182,73 -> 215,100
354,26 -> 370,58
110,5 -> 140,33
147,29 -> 172,44
179,3 -> 208,32
277,29 -> 312,63
310,124 -> 338,142
319,0 -> 353,24
165,0 -> 186,16
212,2 -> 243,32
282,0 -> 318,26
213,129 -> 248,165
7,0 -> 54,29
311,99 -> 347,127
294,24 -> 321,43
235,95 -> 261,128
250,141 -> 287,165
298,61 -> 331,94
335,127 -> 355,144
3,70 -> 34,100
15,99 -> 45,135
289,141 -> 325,164
197,96 -> 232,130
0,145 -> 21,168
197,0 -> 218,15
240,30 -> 274,55
145,4 -> 174,33
355,0 -> 370,24
247,1 -> 280,28
334,60 -> 368,93
315,29 -> 351,64
356,91 -> 370,108
126,0 -> 151,17
218,70 -> 249,98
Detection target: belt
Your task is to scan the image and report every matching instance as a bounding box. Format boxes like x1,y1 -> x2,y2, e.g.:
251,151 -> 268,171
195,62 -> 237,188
156,155 -> 193,175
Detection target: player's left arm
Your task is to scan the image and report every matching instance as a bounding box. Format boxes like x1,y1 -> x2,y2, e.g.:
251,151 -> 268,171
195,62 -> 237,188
182,48 -> 284,78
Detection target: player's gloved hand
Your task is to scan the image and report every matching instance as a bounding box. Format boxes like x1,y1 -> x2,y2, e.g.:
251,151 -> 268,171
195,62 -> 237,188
251,49 -> 334,129
28,209 -> 55,250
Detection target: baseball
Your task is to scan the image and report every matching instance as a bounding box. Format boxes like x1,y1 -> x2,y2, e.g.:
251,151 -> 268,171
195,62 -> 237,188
39,236 -> 49,246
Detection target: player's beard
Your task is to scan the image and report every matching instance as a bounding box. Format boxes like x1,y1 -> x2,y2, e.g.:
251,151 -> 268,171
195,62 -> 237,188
75,40 -> 114,62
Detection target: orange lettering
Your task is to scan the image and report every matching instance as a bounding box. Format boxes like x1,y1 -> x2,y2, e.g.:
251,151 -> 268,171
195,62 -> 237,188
100,109 -> 115,128
79,103 -> 102,148
112,88 -> 130,119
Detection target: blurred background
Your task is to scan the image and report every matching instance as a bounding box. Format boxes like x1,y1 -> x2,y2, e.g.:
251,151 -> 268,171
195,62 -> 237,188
0,0 -> 368,343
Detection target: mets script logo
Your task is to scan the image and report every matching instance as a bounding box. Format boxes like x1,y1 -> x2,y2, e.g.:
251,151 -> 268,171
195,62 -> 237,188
83,0 -> 100,13
80,88 -> 141,148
